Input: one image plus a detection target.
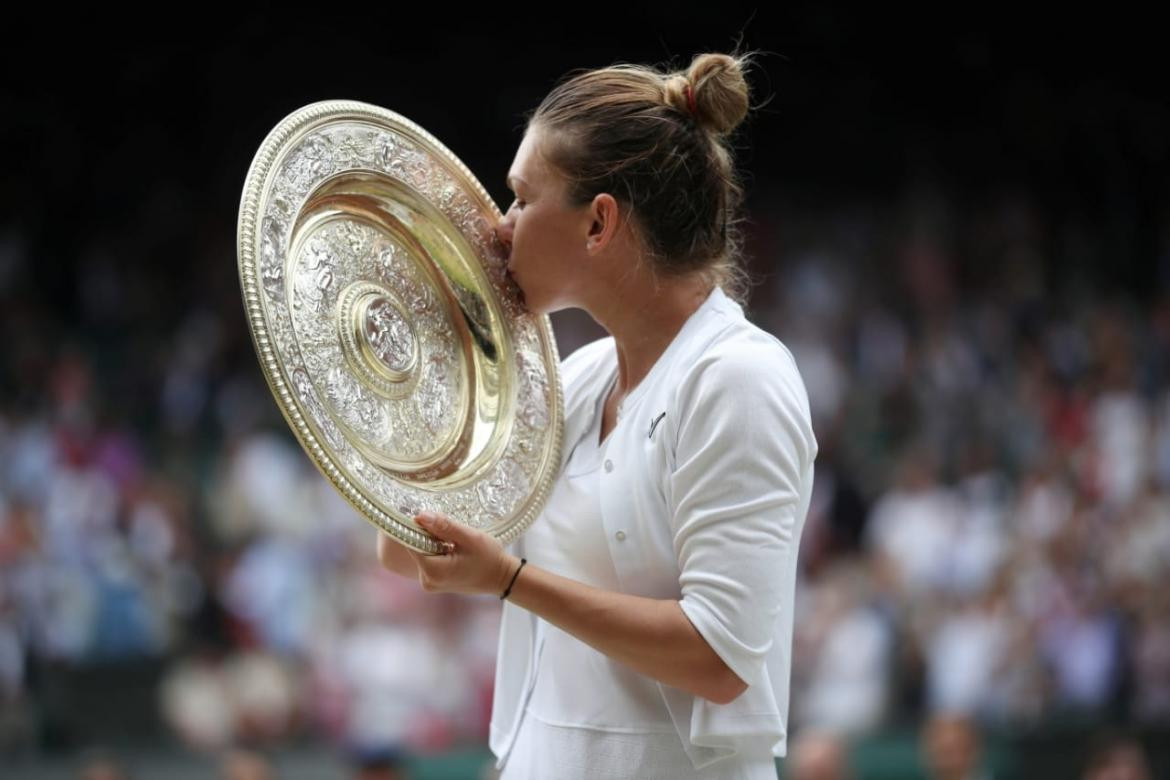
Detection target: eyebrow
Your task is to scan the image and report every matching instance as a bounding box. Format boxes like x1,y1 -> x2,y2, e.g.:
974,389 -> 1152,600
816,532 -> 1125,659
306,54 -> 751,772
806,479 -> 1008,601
506,174 -> 528,190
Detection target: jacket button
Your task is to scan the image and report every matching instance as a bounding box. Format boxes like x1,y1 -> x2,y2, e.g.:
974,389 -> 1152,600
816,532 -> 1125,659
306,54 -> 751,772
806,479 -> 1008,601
604,459 -> 613,472
615,530 -> 626,541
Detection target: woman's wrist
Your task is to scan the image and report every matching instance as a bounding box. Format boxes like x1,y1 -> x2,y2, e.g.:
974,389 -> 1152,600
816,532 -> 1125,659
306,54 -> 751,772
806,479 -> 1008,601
498,554 -> 524,598
498,554 -> 526,598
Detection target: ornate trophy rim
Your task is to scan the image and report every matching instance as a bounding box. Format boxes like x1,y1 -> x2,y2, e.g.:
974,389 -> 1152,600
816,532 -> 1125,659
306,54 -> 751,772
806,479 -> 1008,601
237,99 -> 564,554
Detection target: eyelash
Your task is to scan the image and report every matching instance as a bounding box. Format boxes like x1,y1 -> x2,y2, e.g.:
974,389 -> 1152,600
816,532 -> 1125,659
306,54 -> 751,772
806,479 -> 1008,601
511,198 -> 527,210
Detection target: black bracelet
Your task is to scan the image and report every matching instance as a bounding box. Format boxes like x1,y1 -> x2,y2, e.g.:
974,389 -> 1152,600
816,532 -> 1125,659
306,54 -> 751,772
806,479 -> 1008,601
500,558 -> 527,600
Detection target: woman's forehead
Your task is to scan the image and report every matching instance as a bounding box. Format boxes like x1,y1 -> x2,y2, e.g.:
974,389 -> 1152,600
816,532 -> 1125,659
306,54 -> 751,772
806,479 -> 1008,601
509,128 -> 554,186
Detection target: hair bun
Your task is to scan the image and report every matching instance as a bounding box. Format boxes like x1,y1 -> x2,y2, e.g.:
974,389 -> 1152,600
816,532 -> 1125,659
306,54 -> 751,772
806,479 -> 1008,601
665,52 -> 753,135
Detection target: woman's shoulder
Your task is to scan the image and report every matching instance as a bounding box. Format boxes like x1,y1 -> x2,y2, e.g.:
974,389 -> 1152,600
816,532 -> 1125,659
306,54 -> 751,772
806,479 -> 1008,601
678,318 -> 804,393
672,321 -> 817,449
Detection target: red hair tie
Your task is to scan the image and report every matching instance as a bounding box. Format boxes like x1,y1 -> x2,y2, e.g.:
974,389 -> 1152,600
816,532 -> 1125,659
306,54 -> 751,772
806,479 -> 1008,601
683,84 -> 698,119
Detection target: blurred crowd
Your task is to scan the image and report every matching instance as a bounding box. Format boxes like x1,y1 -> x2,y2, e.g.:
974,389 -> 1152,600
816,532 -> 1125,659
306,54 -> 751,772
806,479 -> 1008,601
775,191 -> 1170,738
1,180 -> 1168,779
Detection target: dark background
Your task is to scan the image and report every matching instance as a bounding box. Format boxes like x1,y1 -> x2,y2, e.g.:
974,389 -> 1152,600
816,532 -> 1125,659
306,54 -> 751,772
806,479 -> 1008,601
5,5 -> 1167,317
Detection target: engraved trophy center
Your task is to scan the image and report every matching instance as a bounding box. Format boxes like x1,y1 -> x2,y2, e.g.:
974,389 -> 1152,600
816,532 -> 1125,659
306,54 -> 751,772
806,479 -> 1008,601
364,296 -> 415,373
338,281 -> 420,394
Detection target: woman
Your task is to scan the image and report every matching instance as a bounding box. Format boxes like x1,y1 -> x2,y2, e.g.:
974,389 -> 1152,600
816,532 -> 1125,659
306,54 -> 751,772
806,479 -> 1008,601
376,51 -> 818,779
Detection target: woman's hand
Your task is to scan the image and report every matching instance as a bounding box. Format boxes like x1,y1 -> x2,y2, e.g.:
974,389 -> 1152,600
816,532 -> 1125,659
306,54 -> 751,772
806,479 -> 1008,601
402,511 -> 520,597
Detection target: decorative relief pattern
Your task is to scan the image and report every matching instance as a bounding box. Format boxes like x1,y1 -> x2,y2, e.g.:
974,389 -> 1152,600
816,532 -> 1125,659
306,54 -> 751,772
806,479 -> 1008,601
516,349 -> 550,434
239,102 -> 562,553
365,298 -> 414,372
288,221 -> 460,456
476,457 -> 531,523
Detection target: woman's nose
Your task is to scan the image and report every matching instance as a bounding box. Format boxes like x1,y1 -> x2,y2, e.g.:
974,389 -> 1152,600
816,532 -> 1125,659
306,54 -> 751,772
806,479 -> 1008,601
495,213 -> 514,248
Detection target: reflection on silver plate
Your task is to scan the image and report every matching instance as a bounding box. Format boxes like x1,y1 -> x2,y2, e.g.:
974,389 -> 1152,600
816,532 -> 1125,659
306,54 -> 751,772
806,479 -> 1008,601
237,100 -> 563,554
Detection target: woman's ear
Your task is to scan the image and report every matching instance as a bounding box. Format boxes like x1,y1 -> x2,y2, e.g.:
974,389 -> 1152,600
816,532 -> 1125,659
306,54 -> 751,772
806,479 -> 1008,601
586,192 -> 621,254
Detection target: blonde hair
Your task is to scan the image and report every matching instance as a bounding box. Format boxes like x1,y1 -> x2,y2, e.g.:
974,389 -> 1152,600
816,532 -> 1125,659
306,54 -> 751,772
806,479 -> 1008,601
525,50 -> 761,306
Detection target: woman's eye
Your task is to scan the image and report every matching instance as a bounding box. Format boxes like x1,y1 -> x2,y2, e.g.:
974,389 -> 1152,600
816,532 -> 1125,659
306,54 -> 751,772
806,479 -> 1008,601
512,198 -> 526,209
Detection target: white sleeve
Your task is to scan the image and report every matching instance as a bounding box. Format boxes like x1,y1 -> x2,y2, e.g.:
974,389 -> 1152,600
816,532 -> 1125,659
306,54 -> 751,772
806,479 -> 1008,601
668,342 -> 816,690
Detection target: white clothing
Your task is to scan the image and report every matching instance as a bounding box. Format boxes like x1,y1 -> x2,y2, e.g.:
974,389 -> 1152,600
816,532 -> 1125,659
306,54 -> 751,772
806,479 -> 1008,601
503,373 -> 777,778
503,709 -> 778,780
490,286 -> 818,774
525,372 -> 673,733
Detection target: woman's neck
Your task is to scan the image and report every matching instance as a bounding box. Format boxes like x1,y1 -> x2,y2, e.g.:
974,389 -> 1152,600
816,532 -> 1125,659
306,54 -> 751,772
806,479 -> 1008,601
586,274 -> 714,401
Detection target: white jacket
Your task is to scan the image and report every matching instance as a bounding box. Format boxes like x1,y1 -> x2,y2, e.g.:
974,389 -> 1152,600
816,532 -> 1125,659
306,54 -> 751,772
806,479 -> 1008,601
489,285 -> 818,770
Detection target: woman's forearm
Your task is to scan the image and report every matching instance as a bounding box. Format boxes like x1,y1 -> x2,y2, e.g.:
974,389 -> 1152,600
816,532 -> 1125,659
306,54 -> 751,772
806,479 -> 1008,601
388,513 -> 748,705
504,557 -> 747,705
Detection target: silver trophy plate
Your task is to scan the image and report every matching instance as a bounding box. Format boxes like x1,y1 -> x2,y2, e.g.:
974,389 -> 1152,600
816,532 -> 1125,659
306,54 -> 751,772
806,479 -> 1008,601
237,100 -> 564,554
